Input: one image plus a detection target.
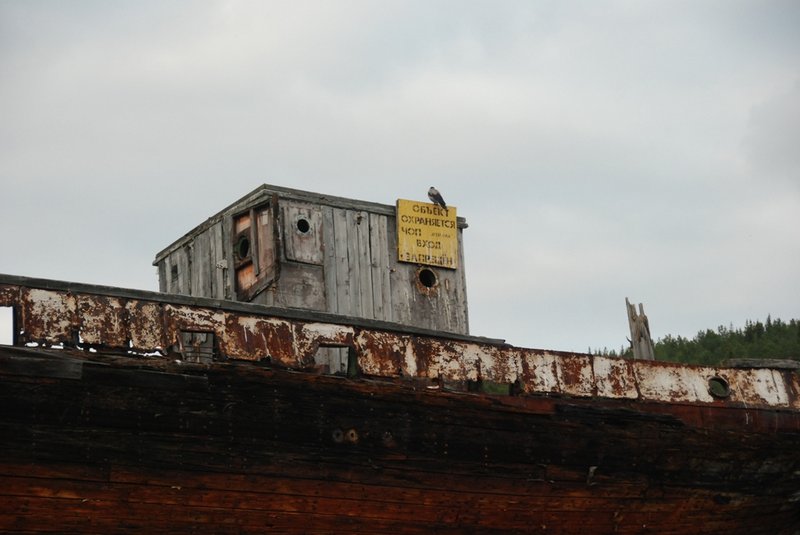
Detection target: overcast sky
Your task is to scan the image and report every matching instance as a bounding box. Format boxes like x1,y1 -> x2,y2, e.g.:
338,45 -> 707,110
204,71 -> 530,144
1,1 -> 798,353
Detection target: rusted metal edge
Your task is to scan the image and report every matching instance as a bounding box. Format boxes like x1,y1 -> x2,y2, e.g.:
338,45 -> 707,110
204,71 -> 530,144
0,273 -> 504,346
1,275 -> 798,410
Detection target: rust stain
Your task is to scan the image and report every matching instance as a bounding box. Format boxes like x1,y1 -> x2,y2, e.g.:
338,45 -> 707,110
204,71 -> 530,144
221,313 -> 294,364
20,288 -> 78,345
77,294 -> 128,347
126,300 -> 166,351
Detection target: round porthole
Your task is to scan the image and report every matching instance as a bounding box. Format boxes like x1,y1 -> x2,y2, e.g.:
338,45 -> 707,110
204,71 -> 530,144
708,376 -> 731,399
296,218 -> 311,234
235,235 -> 251,261
418,268 -> 437,288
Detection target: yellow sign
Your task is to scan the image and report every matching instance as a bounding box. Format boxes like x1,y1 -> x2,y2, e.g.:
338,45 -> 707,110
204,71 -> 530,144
396,199 -> 458,269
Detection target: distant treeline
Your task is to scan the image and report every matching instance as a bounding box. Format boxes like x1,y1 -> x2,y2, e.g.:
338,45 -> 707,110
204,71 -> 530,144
592,316 -> 800,365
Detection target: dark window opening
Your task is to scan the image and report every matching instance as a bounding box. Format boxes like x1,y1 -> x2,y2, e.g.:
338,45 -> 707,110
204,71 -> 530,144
296,218 -> 311,234
314,345 -> 359,377
178,331 -> 216,364
418,268 -> 437,288
170,265 -> 179,284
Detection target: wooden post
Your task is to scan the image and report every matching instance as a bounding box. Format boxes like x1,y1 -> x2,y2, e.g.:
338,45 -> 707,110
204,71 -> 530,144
626,298 -> 655,360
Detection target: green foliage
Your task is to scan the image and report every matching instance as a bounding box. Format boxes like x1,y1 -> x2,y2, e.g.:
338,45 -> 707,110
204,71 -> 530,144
594,317 -> 800,365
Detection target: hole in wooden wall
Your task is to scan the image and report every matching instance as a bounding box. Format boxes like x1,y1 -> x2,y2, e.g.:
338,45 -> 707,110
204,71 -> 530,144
418,268 -> 437,288
296,218 -> 311,234
0,307 -> 12,345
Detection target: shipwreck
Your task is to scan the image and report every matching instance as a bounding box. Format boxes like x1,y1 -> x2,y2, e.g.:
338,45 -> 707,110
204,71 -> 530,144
1,184 -> 798,534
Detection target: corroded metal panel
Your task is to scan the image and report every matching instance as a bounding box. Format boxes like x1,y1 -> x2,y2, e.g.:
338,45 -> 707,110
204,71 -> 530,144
557,354 -> 595,397
0,284 -> 18,306
296,322 -> 354,354
162,304 -> 225,349
20,288 -> 77,345
77,294 -> 127,347
634,363 -> 715,404
221,314 -> 294,363
731,368 -> 790,406
126,300 -> 166,351
520,352 -> 560,394
356,330 -> 408,377
593,356 -> 638,399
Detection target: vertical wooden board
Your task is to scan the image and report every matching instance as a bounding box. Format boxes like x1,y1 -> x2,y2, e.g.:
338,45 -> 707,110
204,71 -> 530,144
345,210 -> 362,317
333,208 -> 351,316
386,220 -> 412,326
256,206 -> 276,279
321,206 -> 337,314
354,210 -> 374,318
157,260 -> 167,293
221,215 -> 235,300
369,213 -> 392,322
191,230 -> 211,299
454,230 -> 469,334
163,256 -> 174,294
174,246 -> 191,296
210,222 -> 226,300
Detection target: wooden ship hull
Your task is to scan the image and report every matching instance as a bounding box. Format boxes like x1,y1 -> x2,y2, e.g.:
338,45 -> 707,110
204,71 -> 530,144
1,274 -> 799,534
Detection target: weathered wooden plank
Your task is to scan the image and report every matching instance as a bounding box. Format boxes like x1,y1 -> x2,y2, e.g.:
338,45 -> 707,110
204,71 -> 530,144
174,246 -> 191,296
157,260 -> 167,293
333,208 -> 351,316
345,210 -> 363,317
210,221 -> 226,300
369,213 -> 392,322
221,213 -> 235,300
454,232 -> 469,333
321,205 -> 337,314
190,229 -> 210,298
387,219 -> 412,327
354,210 -> 374,319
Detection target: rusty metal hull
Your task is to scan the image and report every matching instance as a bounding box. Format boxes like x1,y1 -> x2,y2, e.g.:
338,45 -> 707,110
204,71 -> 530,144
0,274 -> 799,533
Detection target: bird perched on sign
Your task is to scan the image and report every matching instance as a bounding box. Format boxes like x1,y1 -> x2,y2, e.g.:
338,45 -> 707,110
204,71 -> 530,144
427,186 -> 448,214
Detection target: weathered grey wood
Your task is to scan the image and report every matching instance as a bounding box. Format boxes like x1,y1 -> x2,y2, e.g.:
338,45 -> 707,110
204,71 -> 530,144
333,208 -> 351,316
386,221 -> 412,327
455,232 -> 470,333
626,298 -> 655,360
175,246 -> 191,296
152,185 -> 470,335
221,214 -> 235,300
353,210 -> 374,319
190,230 -> 210,299
210,222 -> 225,300
153,184 -> 467,265
369,213 -> 391,322
322,206 -> 337,315
273,263 -> 326,311
282,202 -> 324,265
726,358 -> 800,370
157,261 -> 167,293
